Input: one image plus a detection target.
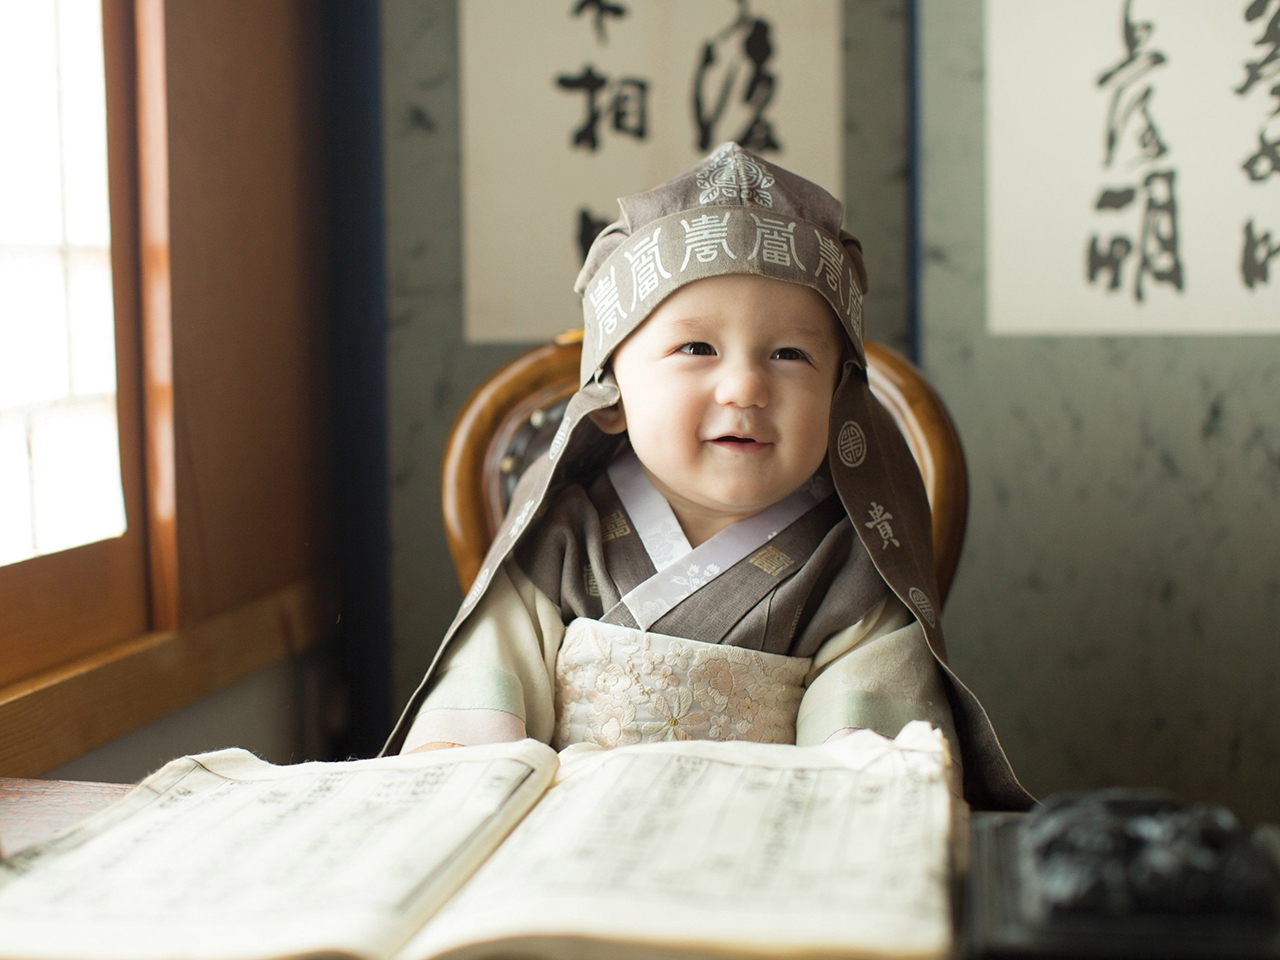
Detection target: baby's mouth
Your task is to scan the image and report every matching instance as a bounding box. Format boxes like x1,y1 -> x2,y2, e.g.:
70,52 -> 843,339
708,434 -> 770,450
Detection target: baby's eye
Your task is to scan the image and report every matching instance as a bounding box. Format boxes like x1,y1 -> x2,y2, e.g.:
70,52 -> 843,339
772,347 -> 810,361
678,342 -> 716,356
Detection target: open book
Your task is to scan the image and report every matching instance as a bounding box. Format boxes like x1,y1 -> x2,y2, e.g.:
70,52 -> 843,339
0,723 -> 961,960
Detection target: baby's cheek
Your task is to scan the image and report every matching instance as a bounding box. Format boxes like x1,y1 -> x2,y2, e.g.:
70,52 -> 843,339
644,399 -> 692,434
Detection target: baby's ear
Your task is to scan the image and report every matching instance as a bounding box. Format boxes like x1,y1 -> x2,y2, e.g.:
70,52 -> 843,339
587,403 -> 627,435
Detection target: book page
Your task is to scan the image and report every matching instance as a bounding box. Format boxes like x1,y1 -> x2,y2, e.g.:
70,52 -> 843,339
402,723 -> 960,960
0,740 -> 557,960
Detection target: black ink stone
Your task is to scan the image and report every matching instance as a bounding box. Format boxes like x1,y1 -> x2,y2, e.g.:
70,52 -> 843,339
967,792 -> 1280,959
1023,792 -> 1279,921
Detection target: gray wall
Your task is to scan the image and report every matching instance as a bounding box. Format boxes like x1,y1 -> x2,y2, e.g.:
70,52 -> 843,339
380,0 -> 915,711
381,0 -> 525,711
919,0 -> 1280,822
47,658 -> 322,784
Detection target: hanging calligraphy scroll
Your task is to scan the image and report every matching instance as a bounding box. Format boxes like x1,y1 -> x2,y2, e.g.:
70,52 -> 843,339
460,0 -> 841,343
985,0 -> 1280,335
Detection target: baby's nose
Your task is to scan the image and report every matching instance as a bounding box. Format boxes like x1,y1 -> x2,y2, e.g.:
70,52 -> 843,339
714,362 -> 769,408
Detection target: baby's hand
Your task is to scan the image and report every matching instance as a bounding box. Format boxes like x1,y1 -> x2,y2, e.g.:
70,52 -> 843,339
407,741 -> 464,754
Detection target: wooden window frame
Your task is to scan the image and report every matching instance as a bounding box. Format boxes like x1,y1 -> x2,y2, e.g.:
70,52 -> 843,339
0,0 -> 150,694
0,0 -> 335,777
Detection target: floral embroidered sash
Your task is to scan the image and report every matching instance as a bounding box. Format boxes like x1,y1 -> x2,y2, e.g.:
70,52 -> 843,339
552,618 -> 810,751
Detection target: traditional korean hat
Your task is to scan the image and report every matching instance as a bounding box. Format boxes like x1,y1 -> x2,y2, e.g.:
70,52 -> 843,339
390,143 -> 1030,809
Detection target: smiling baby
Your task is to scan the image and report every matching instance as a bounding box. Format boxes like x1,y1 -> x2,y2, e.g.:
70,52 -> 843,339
383,144 -> 1031,810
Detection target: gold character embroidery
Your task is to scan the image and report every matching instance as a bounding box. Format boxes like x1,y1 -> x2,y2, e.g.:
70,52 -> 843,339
600,509 -> 633,542
749,545 -> 794,577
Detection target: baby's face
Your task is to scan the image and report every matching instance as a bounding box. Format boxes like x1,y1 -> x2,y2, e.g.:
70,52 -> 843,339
595,274 -> 844,543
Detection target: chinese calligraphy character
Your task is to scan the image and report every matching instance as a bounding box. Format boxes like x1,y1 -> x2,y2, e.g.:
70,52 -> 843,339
680,212 -> 736,270
556,65 -> 648,151
588,265 -> 627,347
1087,173 -> 1182,301
1096,1 -> 1169,166
571,0 -> 628,45
1235,1 -> 1280,288
814,230 -> 843,292
1242,219 -> 1280,288
623,227 -> 672,309
864,503 -> 900,550
692,0 -> 781,152
748,214 -> 804,268
1086,1 -> 1183,303
1235,0 -> 1280,101
845,265 -> 864,341
1087,235 -> 1134,291
1243,128 -> 1280,182
1135,170 -> 1184,301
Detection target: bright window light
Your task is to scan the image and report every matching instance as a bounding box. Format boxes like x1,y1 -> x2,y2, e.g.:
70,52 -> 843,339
0,0 -> 125,568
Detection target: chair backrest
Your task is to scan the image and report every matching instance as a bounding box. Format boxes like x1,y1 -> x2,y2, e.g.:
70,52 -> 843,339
441,330 -> 968,603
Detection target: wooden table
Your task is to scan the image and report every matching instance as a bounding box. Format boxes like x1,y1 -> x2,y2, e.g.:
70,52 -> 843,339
0,777 -> 132,858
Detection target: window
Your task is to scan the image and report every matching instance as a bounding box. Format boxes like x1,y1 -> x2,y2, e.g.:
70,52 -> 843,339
0,0 -> 149,697
0,0 -> 336,777
1,0 -> 128,567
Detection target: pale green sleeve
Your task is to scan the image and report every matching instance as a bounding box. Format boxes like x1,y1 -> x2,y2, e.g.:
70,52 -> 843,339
794,595 -> 958,760
399,561 -> 566,752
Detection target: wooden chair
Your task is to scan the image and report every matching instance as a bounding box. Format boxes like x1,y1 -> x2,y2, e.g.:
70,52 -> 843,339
442,330 -> 968,603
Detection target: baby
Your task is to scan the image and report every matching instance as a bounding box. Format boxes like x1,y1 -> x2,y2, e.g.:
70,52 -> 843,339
384,144 -> 1031,810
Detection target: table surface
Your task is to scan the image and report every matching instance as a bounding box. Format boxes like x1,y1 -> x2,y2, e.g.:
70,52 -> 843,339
0,777 -> 133,858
